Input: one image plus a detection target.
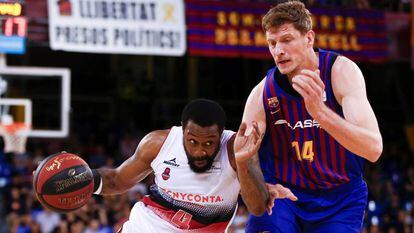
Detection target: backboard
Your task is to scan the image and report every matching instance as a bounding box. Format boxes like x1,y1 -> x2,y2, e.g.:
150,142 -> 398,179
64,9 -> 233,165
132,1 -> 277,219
0,66 -> 70,138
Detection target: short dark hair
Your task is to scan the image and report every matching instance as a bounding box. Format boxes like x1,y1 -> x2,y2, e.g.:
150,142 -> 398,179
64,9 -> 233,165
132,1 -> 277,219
181,99 -> 226,132
262,0 -> 312,35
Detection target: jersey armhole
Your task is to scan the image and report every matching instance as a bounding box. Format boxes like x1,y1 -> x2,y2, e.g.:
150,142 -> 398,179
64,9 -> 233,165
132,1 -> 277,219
226,133 -> 237,172
328,53 -> 344,111
224,132 -> 238,178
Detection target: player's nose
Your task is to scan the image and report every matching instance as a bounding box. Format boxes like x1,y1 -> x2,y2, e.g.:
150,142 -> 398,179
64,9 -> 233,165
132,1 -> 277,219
193,149 -> 207,157
274,44 -> 285,56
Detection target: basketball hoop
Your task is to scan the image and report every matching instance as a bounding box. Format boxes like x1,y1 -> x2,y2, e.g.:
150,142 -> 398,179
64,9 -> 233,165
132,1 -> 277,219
0,123 -> 31,154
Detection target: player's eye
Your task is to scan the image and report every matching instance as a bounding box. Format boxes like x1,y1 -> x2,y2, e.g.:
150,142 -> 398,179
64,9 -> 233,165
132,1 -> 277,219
205,141 -> 212,146
189,139 -> 196,144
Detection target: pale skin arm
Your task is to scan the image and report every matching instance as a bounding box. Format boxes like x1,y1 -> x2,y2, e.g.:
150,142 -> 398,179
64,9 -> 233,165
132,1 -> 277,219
96,130 -> 168,195
234,79 -> 296,216
242,79 -> 267,136
291,56 -> 383,162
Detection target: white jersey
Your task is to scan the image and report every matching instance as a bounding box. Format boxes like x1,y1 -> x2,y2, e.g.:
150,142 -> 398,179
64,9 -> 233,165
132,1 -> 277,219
122,126 -> 240,233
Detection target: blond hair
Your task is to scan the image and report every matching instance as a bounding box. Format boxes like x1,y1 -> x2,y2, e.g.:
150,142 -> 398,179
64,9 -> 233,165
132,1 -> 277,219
262,1 -> 312,35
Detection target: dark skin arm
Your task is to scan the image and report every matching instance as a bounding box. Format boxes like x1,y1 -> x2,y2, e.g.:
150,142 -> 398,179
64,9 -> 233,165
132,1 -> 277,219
97,130 -> 169,195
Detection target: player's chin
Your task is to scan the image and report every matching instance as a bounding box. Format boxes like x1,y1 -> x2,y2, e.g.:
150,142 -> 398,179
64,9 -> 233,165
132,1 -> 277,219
194,160 -> 207,167
278,66 -> 294,75
277,62 -> 295,74
276,65 -> 287,74
189,161 -> 211,173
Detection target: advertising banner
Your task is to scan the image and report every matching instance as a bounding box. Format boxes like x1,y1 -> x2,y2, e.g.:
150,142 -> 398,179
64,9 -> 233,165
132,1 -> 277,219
48,0 -> 186,56
187,0 -> 388,62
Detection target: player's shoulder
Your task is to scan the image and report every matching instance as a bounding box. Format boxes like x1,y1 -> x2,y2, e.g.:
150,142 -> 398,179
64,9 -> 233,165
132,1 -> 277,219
225,132 -> 237,171
138,129 -> 171,153
132,129 -> 172,163
223,130 -> 236,145
257,77 -> 266,90
332,55 -> 361,75
223,129 -> 236,136
249,77 -> 266,99
330,55 -> 365,99
226,132 -> 236,149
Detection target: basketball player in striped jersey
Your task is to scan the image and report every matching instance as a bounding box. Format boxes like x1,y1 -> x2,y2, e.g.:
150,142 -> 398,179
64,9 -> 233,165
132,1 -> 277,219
91,99 -> 297,233
234,1 -> 382,233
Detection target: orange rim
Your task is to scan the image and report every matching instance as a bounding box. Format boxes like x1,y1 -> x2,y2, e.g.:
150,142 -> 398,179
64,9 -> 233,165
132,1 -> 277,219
0,123 -> 31,134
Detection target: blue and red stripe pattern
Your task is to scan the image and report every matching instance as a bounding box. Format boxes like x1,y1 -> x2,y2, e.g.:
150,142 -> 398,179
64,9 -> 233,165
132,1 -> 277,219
258,49 -> 365,190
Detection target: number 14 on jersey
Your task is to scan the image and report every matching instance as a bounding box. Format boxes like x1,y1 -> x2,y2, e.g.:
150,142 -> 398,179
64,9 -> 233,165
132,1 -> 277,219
292,140 -> 315,162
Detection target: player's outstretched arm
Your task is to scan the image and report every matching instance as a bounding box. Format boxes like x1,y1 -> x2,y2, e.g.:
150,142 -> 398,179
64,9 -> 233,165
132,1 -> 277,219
291,57 -> 382,162
93,130 -> 168,195
234,81 -> 269,216
234,121 -> 268,216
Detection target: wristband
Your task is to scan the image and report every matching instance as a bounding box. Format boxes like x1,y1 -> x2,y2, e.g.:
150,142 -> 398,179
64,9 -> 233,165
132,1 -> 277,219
92,169 -> 103,195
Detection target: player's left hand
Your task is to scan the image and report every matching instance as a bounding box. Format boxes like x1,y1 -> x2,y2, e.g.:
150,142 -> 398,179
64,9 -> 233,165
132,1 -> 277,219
234,121 -> 263,164
266,183 -> 298,215
291,69 -> 327,120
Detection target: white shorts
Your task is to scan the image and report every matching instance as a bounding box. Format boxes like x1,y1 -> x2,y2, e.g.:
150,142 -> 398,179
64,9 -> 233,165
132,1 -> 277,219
121,202 -> 234,233
122,202 -> 180,233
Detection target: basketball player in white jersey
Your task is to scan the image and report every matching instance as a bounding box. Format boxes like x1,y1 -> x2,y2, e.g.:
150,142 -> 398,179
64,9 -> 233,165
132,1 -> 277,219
91,99 -> 297,233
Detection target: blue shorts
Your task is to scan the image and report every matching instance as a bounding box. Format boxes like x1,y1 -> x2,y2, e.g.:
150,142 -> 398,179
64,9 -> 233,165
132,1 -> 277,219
245,178 -> 368,233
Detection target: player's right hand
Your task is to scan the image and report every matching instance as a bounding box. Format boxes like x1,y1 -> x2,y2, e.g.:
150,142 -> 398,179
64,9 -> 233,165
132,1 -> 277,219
266,183 -> 298,215
234,121 -> 263,163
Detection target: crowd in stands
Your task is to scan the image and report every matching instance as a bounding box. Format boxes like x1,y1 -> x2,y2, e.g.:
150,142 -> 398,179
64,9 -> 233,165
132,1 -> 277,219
0,125 -> 413,233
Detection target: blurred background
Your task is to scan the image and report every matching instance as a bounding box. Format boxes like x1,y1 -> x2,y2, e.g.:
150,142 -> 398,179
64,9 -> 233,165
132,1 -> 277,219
0,0 -> 413,232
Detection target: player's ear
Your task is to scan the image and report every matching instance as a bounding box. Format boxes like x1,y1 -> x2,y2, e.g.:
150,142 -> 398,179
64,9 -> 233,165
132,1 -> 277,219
306,30 -> 315,48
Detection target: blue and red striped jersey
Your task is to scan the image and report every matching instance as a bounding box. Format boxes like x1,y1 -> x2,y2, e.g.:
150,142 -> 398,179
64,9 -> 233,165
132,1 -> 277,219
259,49 -> 365,190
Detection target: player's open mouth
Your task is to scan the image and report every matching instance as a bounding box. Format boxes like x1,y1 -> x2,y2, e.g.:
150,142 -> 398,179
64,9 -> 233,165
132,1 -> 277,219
277,60 -> 290,65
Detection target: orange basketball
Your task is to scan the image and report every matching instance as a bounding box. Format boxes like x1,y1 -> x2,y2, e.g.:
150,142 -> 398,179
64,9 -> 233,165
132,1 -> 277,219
33,152 -> 94,212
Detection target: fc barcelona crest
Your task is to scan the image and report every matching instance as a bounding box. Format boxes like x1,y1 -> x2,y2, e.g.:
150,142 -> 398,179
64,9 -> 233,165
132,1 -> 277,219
267,97 -> 280,114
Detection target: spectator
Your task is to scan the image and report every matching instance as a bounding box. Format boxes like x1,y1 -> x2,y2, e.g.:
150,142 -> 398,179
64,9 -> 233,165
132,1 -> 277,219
34,208 -> 61,233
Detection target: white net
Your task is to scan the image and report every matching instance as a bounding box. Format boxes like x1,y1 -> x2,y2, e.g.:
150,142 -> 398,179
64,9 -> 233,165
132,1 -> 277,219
0,123 -> 30,154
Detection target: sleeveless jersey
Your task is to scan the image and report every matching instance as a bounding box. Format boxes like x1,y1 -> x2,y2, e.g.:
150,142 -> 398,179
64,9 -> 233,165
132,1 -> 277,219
123,126 -> 239,233
259,49 -> 365,190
